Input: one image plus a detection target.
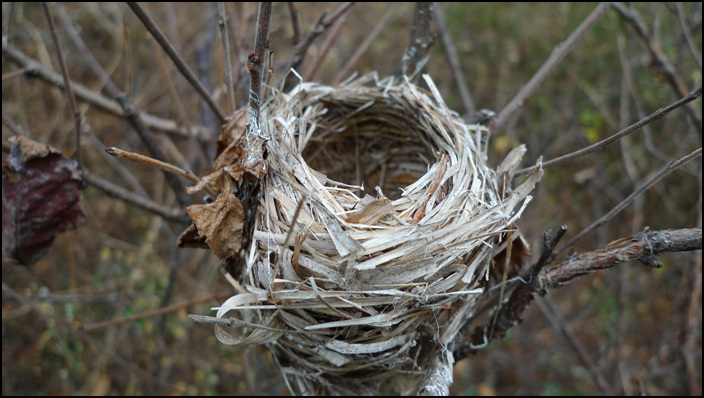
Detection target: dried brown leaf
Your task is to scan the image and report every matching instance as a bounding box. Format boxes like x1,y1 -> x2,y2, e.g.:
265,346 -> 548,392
186,180 -> 245,260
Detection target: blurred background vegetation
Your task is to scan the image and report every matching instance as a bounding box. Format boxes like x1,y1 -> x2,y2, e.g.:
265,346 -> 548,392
2,2 -> 701,395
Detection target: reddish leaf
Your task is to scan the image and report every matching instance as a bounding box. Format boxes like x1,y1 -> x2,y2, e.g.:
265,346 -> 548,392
2,136 -> 85,266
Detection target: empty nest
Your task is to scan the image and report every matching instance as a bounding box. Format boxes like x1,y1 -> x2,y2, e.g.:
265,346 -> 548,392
212,72 -> 542,395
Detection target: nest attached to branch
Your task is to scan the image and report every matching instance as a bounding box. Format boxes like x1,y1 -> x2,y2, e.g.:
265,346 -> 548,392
210,73 -> 542,395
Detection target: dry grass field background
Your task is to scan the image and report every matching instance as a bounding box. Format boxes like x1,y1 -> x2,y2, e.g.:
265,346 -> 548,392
2,2 -> 701,395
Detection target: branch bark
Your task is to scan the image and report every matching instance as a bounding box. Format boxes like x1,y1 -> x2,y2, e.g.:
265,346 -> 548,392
438,227 -> 702,395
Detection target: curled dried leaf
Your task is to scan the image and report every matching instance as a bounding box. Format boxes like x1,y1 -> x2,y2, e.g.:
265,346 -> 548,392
186,186 -> 245,260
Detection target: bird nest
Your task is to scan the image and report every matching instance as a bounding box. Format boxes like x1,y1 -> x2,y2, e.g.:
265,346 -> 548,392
210,73 -> 542,395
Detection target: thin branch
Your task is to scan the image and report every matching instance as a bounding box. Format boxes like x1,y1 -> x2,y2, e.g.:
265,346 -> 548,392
332,3 -> 396,85
287,2 -> 301,46
613,2 -> 702,134
2,33 -> 203,138
126,2 -> 226,123
558,147 -> 702,253
282,2 -> 355,91
432,3 -> 475,115
82,172 -> 191,223
218,2 -> 236,113
42,2 -> 82,167
401,2 -> 435,82
535,297 -> 612,394
303,6 -> 351,82
516,87 -> 703,176
79,292 -> 231,332
492,2 -> 610,135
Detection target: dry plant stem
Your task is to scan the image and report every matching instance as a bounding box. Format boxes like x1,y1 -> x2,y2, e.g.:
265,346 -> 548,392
2,112 -> 27,137
517,87 -> 703,176
401,2 -> 434,81
2,40 -> 199,138
218,2 -> 236,113
41,2 -> 81,167
332,3 -> 396,85
104,147 -> 217,199
82,172 -> 190,223
432,3 -> 475,115
79,292 -> 231,332
559,147 -> 703,253
287,2 -> 301,46
303,7 -> 351,82
126,2 -> 225,123
492,2 -> 610,134
675,3 -> 702,70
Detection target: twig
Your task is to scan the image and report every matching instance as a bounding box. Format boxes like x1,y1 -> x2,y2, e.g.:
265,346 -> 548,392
79,292 -> 231,332
432,3 -> 475,115
2,40 -> 202,138
492,2 -> 609,135
41,2 -> 82,167
282,2 -> 355,91
104,146 -> 217,199
332,3 -> 396,85
218,2 -> 236,113
287,2 -> 301,46
517,87 -> 702,176
613,2 -> 702,134
82,172 -> 191,224
401,2 -> 435,82
126,2 -> 226,123
535,297 -> 612,394
559,147 -> 702,253
303,6 -> 351,82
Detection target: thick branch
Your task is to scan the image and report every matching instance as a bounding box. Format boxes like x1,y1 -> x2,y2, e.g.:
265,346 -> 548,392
452,227 -> 702,367
546,227 -> 702,286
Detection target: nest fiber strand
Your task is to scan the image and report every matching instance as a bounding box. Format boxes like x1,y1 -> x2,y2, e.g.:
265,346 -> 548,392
214,73 -> 542,394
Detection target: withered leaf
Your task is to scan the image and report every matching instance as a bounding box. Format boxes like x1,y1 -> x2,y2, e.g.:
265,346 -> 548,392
2,136 -> 85,265
186,184 -> 245,260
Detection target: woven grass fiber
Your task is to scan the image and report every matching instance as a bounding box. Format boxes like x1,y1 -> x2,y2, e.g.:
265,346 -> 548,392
212,72 -> 543,394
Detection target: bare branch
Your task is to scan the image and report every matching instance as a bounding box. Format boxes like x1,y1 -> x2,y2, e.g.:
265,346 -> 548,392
332,3 -> 397,85
432,3 -> 475,115
82,172 -> 191,224
559,147 -> 702,252
2,29 -> 203,138
126,2 -> 226,123
492,2 -> 610,134
613,2 -> 702,133
218,2 -> 236,113
401,2 -> 435,82
41,2 -> 82,167
287,2 -> 301,46
303,7 -> 351,82
517,87 -> 703,176
547,227 -> 702,285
